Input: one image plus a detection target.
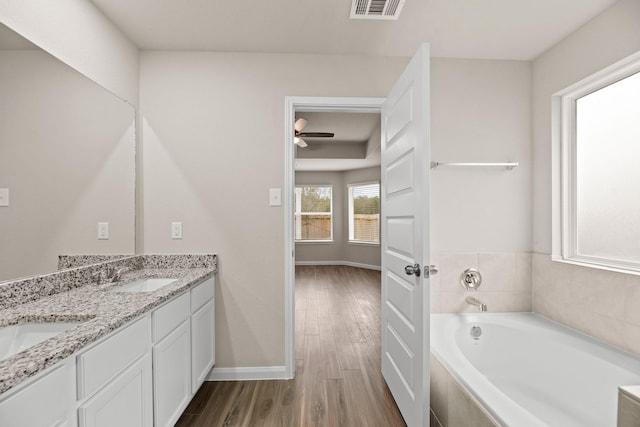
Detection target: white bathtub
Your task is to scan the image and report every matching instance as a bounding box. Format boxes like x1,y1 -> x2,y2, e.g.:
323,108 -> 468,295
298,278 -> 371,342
431,313 -> 640,427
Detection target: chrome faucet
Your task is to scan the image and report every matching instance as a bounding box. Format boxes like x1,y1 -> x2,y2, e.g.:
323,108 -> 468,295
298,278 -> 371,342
110,267 -> 131,282
465,296 -> 487,312
91,266 -> 131,285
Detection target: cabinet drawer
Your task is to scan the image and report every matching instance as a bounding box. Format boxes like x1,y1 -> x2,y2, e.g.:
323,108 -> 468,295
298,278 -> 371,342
78,316 -> 150,400
0,357 -> 75,427
152,292 -> 189,342
190,278 -> 214,312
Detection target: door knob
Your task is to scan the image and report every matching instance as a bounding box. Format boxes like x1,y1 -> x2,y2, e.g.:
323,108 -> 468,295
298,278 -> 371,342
404,264 -> 421,277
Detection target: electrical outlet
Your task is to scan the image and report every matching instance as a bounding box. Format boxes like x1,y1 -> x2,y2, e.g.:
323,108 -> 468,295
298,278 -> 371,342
171,222 -> 183,239
269,188 -> 281,206
0,189 -> 8,207
98,222 -> 109,239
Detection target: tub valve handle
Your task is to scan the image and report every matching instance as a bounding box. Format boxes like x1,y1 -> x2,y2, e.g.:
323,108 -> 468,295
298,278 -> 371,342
404,264 -> 421,277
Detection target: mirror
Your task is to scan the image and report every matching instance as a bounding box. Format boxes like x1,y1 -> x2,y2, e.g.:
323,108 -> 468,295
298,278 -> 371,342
0,23 -> 135,282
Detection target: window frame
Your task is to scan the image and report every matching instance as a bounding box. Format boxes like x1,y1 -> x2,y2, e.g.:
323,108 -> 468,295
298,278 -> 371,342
552,51 -> 640,274
294,185 -> 334,243
347,181 -> 381,245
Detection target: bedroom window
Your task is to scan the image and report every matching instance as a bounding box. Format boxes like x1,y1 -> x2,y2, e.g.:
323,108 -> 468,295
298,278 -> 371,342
348,182 -> 380,244
294,186 -> 333,242
552,52 -> 640,272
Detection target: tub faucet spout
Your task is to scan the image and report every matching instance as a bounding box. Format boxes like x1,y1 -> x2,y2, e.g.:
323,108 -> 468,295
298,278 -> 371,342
465,296 -> 487,312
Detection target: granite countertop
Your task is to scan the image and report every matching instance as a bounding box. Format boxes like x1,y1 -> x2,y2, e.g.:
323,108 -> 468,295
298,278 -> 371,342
0,266 -> 216,395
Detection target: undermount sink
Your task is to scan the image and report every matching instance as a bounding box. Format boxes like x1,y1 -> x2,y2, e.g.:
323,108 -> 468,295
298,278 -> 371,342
109,278 -> 177,293
0,322 -> 81,361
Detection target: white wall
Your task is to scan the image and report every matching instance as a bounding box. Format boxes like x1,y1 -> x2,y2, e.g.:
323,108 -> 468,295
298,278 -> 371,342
0,50 -> 135,281
532,0 -> 640,254
0,0 -> 139,106
295,166 -> 381,268
430,58 -> 532,254
140,52 -> 409,369
428,58 -> 532,315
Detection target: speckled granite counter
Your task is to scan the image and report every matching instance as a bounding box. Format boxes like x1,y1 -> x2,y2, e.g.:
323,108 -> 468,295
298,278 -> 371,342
0,263 -> 216,395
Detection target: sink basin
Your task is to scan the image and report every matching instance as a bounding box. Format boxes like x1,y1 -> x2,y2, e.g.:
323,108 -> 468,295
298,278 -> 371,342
109,278 -> 177,293
0,322 -> 81,361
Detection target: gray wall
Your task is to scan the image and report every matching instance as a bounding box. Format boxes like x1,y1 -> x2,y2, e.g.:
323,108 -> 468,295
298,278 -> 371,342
0,50 -> 135,281
140,51 -> 409,369
295,166 -> 381,268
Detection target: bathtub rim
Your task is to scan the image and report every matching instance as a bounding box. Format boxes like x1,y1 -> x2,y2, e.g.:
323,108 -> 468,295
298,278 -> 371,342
430,312 -> 640,427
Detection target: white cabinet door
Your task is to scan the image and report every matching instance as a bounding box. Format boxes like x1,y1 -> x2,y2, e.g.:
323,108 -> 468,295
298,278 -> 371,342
153,320 -> 191,427
78,354 -> 152,427
0,358 -> 76,427
191,299 -> 215,394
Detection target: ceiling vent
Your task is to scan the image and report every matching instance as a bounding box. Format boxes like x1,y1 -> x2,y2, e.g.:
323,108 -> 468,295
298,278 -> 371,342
350,0 -> 406,20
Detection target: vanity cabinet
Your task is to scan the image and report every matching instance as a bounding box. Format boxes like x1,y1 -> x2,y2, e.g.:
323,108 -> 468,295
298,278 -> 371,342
152,293 -> 191,427
77,316 -> 153,427
0,275 -> 215,427
78,354 -> 152,427
151,277 -> 216,426
0,357 -> 76,427
190,278 -> 215,393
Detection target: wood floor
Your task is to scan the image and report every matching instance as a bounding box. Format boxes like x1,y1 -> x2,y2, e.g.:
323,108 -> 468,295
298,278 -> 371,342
175,265 -> 406,427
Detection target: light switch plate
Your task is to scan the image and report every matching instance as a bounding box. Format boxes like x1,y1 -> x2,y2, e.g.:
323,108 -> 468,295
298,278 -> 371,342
269,188 -> 282,207
98,222 -> 109,240
0,188 -> 8,207
171,222 -> 183,239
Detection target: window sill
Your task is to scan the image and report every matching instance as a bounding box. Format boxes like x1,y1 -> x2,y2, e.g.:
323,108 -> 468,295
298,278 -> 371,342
347,241 -> 380,247
295,240 -> 335,244
551,255 -> 640,276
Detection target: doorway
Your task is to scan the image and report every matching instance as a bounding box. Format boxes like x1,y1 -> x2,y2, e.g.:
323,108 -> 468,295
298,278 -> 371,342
284,97 -> 385,379
285,43 -> 431,427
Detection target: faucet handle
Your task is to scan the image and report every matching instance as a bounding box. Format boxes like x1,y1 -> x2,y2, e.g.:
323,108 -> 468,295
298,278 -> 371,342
112,266 -> 131,282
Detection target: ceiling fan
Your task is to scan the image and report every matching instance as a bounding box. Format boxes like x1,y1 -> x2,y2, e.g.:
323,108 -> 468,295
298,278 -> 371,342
294,118 -> 335,148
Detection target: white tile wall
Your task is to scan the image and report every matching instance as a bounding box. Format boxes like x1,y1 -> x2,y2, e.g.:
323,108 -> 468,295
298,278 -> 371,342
532,253 -> 640,357
430,252 -> 532,314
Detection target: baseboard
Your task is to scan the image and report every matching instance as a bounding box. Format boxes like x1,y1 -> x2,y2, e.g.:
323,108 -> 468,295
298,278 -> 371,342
295,260 -> 381,271
206,366 -> 288,381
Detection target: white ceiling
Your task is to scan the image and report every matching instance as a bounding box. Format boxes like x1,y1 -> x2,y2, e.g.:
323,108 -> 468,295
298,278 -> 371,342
91,0 -> 617,60
296,112 -> 379,144
295,112 -> 381,172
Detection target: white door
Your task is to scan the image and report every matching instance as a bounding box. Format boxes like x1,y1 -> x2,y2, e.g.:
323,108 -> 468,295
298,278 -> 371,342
381,43 -> 430,427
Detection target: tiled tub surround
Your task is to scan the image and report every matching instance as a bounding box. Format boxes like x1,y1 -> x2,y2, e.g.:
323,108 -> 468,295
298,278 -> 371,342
430,313 -> 640,426
0,255 -> 217,395
430,353 -> 499,427
532,253 -> 640,357
618,386 -> 640,427
430,252 -> 533,314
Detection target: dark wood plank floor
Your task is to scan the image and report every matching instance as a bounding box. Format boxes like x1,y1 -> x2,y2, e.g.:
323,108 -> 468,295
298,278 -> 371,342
176,265 -> 406,427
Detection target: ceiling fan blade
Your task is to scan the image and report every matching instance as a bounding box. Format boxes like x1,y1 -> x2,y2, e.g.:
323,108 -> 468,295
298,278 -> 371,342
294,118 -> 308,132
295,137 -> 308,148
297,132 -> 335,138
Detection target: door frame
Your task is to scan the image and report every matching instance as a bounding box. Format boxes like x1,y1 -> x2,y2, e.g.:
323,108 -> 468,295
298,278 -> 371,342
283,96 -> 386,378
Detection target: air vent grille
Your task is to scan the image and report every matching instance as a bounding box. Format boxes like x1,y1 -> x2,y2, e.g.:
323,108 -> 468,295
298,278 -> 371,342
350,0 -> 406,20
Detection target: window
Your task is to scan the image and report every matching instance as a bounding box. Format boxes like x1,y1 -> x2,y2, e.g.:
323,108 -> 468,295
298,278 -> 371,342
294,186 -> 333,241
348,182 -> 380,244
553,52 -> 640,272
